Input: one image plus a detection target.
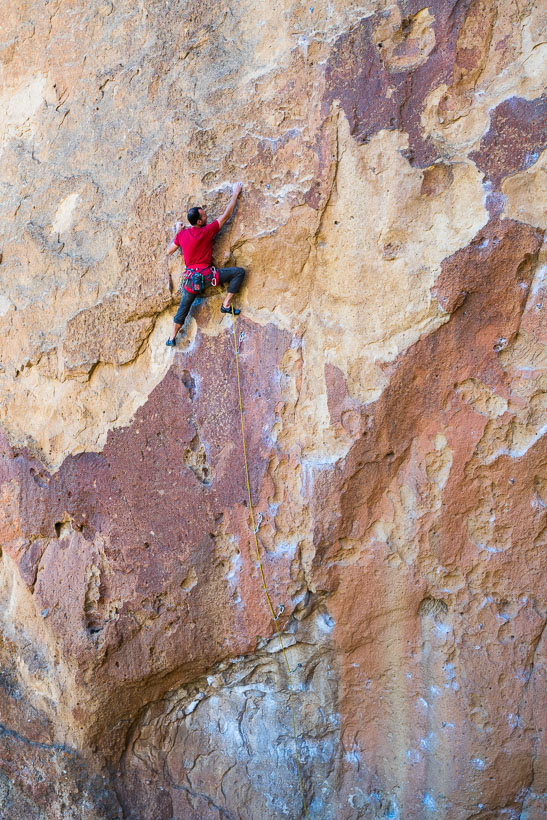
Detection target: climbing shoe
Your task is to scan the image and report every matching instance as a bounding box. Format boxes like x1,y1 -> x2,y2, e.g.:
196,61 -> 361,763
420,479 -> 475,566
166,338 -> 176,347
220,305 -> 240,315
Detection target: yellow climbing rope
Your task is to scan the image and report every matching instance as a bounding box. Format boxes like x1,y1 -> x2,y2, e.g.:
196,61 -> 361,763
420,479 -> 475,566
230,312 -> 310,820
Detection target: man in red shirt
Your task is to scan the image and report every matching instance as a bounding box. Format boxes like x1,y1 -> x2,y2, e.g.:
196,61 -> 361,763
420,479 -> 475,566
165,183 -> 245,346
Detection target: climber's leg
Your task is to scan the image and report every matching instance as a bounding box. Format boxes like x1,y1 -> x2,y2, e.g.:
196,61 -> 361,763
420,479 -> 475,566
218,267 -> 245,314
167,290 -> 196,345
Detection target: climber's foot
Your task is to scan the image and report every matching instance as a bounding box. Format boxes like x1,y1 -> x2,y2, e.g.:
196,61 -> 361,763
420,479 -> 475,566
166,338 -> 176,347
220,305 -> 240,315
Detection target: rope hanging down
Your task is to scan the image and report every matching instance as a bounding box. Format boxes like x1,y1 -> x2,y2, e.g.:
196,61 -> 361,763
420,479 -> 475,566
230,313 -> 310,820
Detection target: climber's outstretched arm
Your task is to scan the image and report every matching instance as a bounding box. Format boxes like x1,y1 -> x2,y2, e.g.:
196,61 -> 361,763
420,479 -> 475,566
165,222 -> 183,293
217,183 -> 243,229
166,221 -> 184,256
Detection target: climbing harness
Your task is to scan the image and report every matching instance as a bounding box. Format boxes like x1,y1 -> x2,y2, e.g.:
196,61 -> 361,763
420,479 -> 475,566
179,265 -> 219,294
230,313 -> 310,820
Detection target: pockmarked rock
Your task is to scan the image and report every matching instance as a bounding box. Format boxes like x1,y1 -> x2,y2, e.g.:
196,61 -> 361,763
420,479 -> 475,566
0,0 -> 545,818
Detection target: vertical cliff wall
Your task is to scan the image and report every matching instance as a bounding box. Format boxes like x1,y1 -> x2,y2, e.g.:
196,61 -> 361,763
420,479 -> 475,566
0,1 -> 545,817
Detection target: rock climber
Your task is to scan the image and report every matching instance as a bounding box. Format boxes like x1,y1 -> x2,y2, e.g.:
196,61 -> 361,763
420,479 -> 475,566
165,182 -> 245,346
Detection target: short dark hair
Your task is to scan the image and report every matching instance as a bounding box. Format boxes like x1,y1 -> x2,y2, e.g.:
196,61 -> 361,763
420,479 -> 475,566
187,206 -> 201,226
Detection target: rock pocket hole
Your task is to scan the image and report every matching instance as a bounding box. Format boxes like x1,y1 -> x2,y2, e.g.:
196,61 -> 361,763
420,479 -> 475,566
419,596 -> 449,620
54,521 -> 71,539
183,434 -> 212,485
84,564 -> 104,635
181,369 -> 196,401
181,567 -> 198,591
30,468 -> 49,489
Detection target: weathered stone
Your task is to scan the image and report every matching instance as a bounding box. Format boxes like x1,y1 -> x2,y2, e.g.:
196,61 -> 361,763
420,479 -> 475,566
0,0 -> 545,818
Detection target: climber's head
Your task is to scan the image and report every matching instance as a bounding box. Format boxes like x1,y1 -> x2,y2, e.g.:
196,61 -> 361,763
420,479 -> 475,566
187,206 -> 207,227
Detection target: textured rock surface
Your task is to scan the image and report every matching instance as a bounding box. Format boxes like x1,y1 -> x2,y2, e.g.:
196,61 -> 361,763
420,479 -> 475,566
0,0 -> 546,818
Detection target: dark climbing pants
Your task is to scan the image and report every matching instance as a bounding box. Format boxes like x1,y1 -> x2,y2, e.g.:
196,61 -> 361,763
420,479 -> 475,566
173,267 -> 245,326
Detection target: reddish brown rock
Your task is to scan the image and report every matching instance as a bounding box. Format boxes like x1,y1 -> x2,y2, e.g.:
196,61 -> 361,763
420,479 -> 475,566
311,218 -> 546,817
1,319 -> 293,752
323,0 -> 473,166
470,96 -> 547,187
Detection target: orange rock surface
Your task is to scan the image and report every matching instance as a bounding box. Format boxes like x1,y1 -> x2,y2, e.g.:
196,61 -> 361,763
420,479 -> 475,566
0,0 -> 545,817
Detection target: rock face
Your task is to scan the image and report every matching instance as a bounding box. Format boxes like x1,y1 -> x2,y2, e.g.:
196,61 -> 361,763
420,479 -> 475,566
0,1 -> 545,817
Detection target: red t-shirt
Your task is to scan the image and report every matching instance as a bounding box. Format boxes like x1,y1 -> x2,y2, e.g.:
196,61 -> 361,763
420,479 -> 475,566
174,220 -> 220,271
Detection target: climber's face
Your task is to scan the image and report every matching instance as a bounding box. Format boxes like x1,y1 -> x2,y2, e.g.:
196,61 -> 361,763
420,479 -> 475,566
197,207 -> 207,225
